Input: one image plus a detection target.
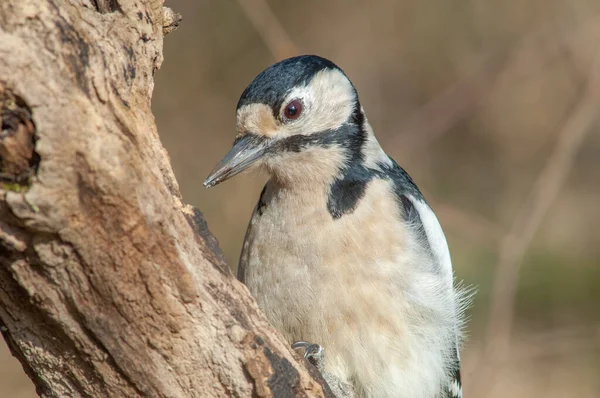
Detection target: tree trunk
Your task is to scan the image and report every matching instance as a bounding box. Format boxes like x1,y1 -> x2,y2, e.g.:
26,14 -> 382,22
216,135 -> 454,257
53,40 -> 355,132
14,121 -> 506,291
0,1 -> 331,397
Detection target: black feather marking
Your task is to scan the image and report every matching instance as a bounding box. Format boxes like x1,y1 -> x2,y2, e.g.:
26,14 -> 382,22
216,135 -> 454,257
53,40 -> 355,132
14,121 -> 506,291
377,158 -> 437,259
327,167 -> 371,219
257,185 -> 267,216
399,194 -> 429,246
454,368 -> 462,388
377,156 -> 424,202
450,348 -> 462,386
238,185 -> 270,282
350,101 -> 365,126
399,194 -> 419,223
440,349 -> 462,398
268,118 -> 365,156
301,102 -> 371,219
325,154 -> 426,221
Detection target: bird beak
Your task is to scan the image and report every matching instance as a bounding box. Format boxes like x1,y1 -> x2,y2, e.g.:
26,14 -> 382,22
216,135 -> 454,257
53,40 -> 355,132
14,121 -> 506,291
203,134 -> 269,188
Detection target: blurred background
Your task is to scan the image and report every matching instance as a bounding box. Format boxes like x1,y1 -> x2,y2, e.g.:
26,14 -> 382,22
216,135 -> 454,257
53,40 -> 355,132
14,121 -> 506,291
2,0 -> 600,396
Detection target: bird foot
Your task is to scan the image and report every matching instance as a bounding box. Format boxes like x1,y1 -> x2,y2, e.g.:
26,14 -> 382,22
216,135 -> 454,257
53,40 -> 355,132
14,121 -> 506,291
292,341 -> 355,398
291,341 -> 325,371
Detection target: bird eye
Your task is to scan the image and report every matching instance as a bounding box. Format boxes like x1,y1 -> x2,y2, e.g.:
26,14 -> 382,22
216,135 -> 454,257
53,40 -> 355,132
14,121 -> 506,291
283,100 -> 302,120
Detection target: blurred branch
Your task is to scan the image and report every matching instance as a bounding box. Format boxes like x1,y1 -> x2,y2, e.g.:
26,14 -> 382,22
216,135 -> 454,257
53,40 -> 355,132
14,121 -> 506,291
397,15 -> 600,159
484,49 -> 600,362
465,325 -> 600,377
471,49 -> 600,394
424,192 -> 505,246
236,0 -> 299,60
508,325 -> 600,362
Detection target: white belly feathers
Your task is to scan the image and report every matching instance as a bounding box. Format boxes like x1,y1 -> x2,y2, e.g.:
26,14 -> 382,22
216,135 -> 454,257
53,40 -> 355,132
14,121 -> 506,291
239,178 -> 460,398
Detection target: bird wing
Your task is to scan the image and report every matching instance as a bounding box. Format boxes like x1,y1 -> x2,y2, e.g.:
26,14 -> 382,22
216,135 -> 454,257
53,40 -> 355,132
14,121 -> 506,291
444,348 -> 463,398
384,159 -> 464,398
401,191 -> 465,398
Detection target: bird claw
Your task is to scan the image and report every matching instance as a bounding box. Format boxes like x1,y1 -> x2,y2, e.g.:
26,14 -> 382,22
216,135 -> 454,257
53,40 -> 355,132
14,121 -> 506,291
292,341 -> 325,370
291,341 -> 323,358
292,341 -> 354,397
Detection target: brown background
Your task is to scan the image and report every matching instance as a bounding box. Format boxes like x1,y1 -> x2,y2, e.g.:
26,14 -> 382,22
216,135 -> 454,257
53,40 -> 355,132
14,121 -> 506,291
2,0 -> 599,396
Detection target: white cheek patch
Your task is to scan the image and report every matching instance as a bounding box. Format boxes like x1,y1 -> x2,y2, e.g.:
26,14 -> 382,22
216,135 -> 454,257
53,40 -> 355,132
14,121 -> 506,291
281,69 -> 356,136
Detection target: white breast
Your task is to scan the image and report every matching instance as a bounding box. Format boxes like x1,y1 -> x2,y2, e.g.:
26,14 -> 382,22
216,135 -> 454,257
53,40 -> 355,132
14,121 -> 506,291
240,178 -> 461,398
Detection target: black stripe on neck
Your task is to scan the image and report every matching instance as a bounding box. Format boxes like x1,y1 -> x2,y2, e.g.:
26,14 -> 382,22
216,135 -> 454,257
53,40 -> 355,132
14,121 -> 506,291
327,153 -> 426,221
326,103 -> 370,218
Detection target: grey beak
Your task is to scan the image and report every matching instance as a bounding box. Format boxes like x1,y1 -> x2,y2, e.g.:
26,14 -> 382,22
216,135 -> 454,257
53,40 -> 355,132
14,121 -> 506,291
203,134 -> 269,188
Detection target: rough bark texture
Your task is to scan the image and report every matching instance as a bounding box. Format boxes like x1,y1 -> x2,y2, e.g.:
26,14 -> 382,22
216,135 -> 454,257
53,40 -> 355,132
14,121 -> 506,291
0,1 -> 331,397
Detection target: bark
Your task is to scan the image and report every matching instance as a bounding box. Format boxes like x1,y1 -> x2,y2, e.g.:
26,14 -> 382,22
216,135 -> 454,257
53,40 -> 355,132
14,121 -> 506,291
0,1 -> 332,397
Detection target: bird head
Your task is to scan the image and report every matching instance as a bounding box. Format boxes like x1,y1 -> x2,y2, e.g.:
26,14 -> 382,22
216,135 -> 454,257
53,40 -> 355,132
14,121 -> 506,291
204,55 -> 373,188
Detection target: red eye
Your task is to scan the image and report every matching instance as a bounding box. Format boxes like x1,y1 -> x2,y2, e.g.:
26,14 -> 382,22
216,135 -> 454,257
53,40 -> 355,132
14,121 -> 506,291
284,100 -> 302,120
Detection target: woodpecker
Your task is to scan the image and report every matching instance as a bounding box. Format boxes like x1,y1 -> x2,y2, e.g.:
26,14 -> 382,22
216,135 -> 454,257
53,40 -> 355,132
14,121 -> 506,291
204,55 -> 469,398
